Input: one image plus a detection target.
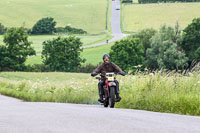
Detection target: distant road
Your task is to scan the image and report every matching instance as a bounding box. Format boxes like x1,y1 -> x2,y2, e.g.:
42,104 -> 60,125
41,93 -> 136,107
82,0 -> 128,48
0,94 -> 200,133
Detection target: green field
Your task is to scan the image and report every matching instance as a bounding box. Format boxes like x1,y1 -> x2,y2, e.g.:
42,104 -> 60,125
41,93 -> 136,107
0,34 -> 113,54
0,0 -> 107,34
25,42 -> 114,65
122,3 -> 200,32
1,71 -> 200,115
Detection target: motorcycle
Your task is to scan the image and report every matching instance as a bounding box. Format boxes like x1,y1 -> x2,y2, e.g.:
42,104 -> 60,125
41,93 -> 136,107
95,72 -> 121,108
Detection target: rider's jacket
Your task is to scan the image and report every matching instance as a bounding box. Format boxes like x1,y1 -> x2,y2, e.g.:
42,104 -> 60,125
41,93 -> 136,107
93,61 -> 123,74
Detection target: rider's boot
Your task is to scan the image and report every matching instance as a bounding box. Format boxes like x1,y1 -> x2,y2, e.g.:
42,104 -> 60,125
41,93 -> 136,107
98,95 -> 104,103
116,93 -> 121,102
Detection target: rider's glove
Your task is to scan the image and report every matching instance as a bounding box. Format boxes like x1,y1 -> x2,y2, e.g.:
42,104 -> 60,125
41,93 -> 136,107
91,73 -> 98,77
119,71 -> 126,76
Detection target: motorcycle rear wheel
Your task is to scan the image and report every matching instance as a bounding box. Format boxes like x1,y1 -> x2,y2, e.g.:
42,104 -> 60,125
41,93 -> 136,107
104,100 -> 109,107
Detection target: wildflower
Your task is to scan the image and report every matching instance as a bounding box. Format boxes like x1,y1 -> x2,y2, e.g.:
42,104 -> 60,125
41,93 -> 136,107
149,73 -> 154,76
28,89 -> 35,94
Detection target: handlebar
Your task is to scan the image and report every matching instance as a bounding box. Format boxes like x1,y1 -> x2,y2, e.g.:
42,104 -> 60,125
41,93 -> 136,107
92,72 -> 125,77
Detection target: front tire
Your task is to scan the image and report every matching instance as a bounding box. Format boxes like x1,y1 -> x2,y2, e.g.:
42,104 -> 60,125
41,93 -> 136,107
109,87 -> 115,108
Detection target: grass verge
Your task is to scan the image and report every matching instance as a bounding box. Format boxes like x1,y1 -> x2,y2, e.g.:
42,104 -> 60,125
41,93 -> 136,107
0,71 -> 200,116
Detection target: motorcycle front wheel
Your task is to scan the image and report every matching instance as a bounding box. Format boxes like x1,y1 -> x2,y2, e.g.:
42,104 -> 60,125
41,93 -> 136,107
109,86 -> 115,108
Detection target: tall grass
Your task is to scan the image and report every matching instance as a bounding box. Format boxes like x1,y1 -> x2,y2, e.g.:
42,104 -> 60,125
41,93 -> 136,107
0,71 -> 200,115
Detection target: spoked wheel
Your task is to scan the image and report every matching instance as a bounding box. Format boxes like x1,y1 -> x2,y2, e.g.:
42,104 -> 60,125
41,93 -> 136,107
109,87 -> 116,108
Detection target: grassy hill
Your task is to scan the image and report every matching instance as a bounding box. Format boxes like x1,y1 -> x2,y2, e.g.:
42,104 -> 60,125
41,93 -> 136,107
0,0 -> 107,34
122,3 -> 200,32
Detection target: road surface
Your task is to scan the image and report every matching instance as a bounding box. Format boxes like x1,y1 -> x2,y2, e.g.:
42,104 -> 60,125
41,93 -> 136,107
82,0 -> 127,48
0,94 -> 200,133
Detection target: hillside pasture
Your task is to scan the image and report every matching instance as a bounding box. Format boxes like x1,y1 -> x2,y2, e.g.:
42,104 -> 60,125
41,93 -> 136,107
122,3 -> 200,32
0,0 -> 107,34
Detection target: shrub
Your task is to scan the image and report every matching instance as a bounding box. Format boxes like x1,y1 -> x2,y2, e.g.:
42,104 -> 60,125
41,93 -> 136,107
0,23 -> 7,35
55,26 -> 87,34
121,0 -> 133,3
77,64 -> 98,73
25,64 -> 51,72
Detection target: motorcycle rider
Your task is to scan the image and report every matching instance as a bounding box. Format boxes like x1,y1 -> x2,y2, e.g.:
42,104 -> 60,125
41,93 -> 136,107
91,54 -> 126,103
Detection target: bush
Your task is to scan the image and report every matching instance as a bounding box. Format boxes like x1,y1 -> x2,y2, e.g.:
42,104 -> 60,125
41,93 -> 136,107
25,64 -> 51,72
42,36 -> 85,72
121,0 -> 133,3
146,25 -> 188,70
31,17 -> 56,35
77,64 -> 99,73
55,26 -> 87,34
109,38 -> 145,73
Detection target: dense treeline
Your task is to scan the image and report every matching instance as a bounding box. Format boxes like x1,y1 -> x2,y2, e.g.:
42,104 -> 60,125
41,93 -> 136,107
30,17 -> 87,35
138,0 -> 200,4
0,17 -> 87,35
1,18 -> 200,73
110,18 -> 200,73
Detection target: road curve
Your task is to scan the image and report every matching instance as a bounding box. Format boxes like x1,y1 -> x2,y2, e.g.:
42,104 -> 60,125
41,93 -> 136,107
82,0 -> 127,49
0,94 -> 200,133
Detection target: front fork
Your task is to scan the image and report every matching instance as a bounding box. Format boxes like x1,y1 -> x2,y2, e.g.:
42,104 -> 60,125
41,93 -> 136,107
103,80 -> 116,99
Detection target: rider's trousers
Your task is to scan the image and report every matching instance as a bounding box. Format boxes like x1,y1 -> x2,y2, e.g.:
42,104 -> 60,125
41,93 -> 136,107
98,79 -> 120,96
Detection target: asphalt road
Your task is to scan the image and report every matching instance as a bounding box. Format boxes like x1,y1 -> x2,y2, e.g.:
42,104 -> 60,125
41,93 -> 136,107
82,0 -> 127,48
0,94 -> 200,133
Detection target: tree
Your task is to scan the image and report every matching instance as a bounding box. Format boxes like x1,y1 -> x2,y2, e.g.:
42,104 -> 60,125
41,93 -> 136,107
109,38 -> 144,72
146,25 -> 188,70
41,36 -> 85,72
2,27 -> 36,71
181,18 -> 200,64
31,17 -> 56,34
130,28 -> 156,57
0,23 -> 7,35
